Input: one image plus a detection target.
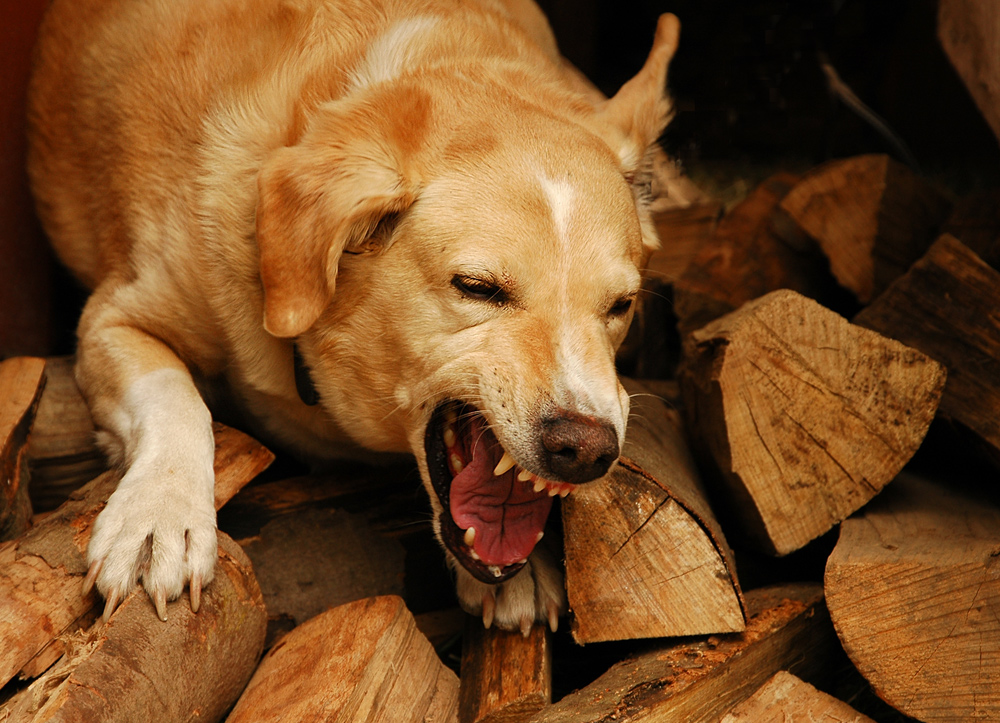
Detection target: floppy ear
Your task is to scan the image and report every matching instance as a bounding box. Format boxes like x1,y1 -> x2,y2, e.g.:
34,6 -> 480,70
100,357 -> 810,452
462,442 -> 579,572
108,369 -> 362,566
595,13 -> 680,175
256,108 -> 418,338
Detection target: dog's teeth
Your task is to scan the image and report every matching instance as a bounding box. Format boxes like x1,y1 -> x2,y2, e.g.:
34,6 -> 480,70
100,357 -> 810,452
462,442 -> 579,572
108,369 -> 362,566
469,548 -> 481,561
449,453 -> 464,475
518,558 -> 528,565
494,451 -> 516,476
533,479 -> 546,493
489,565 -> 503,578
518,469 -> 534,482
559,485 -> 571,498
535,531 -> 545,543
547,484 -> 559,497
464,526 -> 476,547
444,407 -> 457,426
443,426 -> 456,448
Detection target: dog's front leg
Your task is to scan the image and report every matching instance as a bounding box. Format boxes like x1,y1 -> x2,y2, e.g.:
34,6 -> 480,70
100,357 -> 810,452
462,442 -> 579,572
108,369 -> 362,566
76,294 -> 217,621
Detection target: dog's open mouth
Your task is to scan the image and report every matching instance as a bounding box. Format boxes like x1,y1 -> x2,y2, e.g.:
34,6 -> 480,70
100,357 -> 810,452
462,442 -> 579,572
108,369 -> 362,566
425,401 -> 575,584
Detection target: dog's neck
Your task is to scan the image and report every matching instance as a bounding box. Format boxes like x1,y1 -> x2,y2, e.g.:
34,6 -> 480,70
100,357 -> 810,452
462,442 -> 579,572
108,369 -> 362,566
293,343 -> 319,406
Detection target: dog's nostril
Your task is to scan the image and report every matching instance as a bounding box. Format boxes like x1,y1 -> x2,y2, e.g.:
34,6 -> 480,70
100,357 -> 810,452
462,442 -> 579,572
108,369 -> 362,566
540,412 -> 619,484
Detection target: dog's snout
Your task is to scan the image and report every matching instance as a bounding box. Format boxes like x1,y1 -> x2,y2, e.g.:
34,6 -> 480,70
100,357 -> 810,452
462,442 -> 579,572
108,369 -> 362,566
540,412 -> 619,484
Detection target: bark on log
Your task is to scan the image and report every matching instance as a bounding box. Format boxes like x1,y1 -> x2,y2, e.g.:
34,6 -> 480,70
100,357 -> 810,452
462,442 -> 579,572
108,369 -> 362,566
777,154 -> 951,303
226,595 -> 460,723
673,172 -> 834,339
720,671 -> 876,723
459,620 -> 551,723
0,357 -> 45,540
1,533 -> 266,723
562,378 -> 745,644
527,584 -> 837,723
24,357 -> 103,512
854,234 -> 1000,459
938,0 -> 1000,147
0,424 -> 273,687
681,289 -> 945,556
825,473 -> 1000,722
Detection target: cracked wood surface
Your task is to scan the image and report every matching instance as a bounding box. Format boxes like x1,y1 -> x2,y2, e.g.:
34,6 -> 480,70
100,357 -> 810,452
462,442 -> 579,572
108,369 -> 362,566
720,670 -> 875,722
562,378 -> 745,644
0,357 -> 46,541
681,289 -> 945,556
825,473 -> 1000,722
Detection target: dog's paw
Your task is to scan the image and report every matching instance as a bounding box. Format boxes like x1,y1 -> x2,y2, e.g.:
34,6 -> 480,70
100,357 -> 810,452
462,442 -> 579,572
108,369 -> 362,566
455,544 -> 567,636
84,465 -> 217,622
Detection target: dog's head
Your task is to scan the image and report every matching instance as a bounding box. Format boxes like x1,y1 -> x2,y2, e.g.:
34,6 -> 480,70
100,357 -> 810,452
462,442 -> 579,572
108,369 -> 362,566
256,15 -> 679,582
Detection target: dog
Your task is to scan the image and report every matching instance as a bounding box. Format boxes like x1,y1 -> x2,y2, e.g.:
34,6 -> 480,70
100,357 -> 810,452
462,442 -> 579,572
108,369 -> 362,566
27,0 -> 679,633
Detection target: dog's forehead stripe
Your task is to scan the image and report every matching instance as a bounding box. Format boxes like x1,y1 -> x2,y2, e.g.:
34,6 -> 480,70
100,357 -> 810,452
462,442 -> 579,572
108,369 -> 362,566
349,16 -> 440,90
537,174 -> 576,249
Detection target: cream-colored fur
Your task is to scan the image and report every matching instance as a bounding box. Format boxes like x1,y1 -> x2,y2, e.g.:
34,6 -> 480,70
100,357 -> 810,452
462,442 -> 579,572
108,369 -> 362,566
28,0 -> 679,630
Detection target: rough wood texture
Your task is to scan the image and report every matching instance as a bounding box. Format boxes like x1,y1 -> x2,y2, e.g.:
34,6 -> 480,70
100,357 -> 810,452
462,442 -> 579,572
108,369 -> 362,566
24,357 -> 103,512
673,172 -> 834,339
1,533 -> 267,723
226,595 -> 459,723
528,584 -> 837,723
825,474 -> 1000,722
778,154 -> 951,303
0,424 -> 272,687
459,620 -> 551,723
681,289 -> 945,555
562,378 -> 745,643
720,671 -> 875,723
0,357 -> 45,540
938,0 -> 1000,147
854,234 -> 1000,458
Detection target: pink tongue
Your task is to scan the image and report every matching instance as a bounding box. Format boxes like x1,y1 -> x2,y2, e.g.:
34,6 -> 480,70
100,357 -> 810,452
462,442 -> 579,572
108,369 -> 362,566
449,418 -> 553,567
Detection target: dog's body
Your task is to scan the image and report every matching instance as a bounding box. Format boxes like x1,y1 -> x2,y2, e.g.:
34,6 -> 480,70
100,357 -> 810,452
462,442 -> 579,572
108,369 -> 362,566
28,0 -> 678,630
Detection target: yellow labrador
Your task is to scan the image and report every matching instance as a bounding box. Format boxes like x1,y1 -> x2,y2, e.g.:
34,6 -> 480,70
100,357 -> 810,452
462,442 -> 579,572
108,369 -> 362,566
27,0 -> 678,632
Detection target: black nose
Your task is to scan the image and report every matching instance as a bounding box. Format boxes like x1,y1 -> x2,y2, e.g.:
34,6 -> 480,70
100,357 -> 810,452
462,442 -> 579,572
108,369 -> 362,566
540,411 -> 619,484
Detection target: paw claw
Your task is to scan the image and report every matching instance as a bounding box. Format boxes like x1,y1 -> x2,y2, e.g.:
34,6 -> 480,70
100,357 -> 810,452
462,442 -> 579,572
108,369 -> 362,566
82,558 -> 103,597
190,575 -> 202,613
482,592 -> 496,629
103,588 -> 121,623
153,589 -> 168,621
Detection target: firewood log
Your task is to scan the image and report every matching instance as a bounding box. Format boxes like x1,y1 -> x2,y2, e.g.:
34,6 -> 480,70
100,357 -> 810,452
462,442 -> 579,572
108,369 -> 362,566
673,172 -> 834,339
0,357 -> 45,540
942,190 -> 1000,270
527,584 -> 837,723
459,621 -> 551,723
226,595 -> 460,723
825,473 -> 1000,722
938,0 -> 1000,146
855,234 -> 1000,459
24,356 -> 103,512
720,671 -> 875,723
562,378 -> 745,644
0,424 -> 273,688
1,532 -> 267,723
681,289 -> 945,556
777,154 -> 951,303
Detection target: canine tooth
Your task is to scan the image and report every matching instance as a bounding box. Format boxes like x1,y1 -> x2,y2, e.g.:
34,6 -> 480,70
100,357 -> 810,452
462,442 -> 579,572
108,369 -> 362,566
494,451 -> 516,476
533,479 -> 546,494
518,469 -> 534,482
443,426 -> 456,448
535,531 -> 545,543
489,565 -> 503,578
464,527 -> 476,547
450,453 -> 464,474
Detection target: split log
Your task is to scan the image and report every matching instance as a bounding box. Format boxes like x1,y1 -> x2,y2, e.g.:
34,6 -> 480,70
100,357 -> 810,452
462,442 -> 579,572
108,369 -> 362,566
459,621 -> 551,723
673,172 -> 835,339
777,154 -> 951,303
681,289 -> 945,556
938,0 -> 1000,147
720,670 -> 875,723
855,234 -> 1000,458
825,473 -> 1000,722
1,532 -> 266,722
0,423 -> 273,687
24,357 -> 103,512
226,595 -> 460,723
0,357 -> 45,540
562,378 -> 745,644
527,584 -> 838,723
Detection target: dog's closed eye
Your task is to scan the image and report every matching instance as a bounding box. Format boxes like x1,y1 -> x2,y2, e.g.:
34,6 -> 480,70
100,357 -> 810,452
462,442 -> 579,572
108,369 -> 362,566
452,274 -> 508,305
608,295 -> 635,318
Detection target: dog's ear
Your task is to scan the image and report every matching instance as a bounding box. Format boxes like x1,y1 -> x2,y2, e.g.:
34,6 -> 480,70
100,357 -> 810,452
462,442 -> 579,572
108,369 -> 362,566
596,13 -> 680,175
256,103 -> 420,338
